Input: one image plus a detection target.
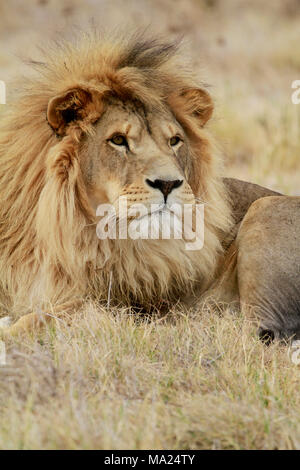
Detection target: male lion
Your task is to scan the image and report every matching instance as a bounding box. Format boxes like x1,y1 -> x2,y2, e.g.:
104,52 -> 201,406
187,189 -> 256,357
0,32 -> 299,341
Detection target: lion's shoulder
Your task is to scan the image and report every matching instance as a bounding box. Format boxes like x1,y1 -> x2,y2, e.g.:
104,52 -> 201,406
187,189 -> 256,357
223,177 -> 282,225
220,177 -> 282,249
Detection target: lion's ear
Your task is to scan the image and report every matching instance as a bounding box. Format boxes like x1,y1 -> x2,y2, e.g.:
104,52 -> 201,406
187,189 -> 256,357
47,88 -> 94,136
169,88 -> 214,128
182,88 -> 213,126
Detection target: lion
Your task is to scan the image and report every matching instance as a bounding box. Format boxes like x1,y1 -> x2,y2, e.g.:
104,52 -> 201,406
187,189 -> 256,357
0,32 -> 299,341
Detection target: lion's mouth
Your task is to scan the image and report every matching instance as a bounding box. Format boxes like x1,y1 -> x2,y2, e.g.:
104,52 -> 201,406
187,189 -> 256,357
135,203 -> 167,222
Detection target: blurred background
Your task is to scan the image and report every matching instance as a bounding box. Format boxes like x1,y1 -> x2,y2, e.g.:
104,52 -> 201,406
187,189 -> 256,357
0,0 -> 299,193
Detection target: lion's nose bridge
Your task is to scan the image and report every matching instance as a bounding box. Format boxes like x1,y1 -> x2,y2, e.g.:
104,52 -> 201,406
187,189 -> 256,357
141,138 -> 185,186
145,154 -> 184,182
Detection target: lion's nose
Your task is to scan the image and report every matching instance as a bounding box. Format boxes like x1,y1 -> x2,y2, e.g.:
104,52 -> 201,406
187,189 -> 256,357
145,178 -> 183,202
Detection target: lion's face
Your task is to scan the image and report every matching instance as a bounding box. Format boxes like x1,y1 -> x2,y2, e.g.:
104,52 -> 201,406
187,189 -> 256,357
80,98 -> 195,223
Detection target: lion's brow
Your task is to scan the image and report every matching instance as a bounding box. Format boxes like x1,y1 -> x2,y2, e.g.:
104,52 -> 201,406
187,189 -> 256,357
120,100 -> 153,137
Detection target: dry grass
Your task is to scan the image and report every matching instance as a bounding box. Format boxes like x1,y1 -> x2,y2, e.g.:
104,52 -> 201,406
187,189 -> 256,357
0,0 -> 300,450
212,96 -> 300,194
1,304 -> 300,450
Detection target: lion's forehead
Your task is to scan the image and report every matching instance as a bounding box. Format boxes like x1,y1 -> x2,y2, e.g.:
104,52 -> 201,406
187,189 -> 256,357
95,98 -> 180,141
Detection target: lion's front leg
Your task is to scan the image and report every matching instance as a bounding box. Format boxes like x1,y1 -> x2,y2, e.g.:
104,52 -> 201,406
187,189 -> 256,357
0,300 -> 82,338
0,312 -> 54,338
236,195 -> 300,342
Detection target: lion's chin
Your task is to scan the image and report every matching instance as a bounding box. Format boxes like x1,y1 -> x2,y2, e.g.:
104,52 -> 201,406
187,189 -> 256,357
129,209 -> 184,240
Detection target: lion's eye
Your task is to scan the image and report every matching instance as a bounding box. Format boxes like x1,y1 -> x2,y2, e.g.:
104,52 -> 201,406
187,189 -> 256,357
169,136 -> 182,147
109,134 -> 128,147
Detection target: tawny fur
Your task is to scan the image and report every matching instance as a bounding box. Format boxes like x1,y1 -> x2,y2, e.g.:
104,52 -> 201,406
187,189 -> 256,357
0,31 -> 233,320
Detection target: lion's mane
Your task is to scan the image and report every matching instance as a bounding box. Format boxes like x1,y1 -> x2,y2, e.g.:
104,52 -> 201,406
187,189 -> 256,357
0,31 -> 232,317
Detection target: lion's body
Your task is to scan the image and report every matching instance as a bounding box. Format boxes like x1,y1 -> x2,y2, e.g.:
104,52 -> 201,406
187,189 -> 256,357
0,32 -> 299,340
236,194 -> 300,341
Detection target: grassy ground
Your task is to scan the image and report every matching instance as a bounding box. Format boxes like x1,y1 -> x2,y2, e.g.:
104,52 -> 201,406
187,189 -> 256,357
1,305 -> 300,450
0,0 -> 300,450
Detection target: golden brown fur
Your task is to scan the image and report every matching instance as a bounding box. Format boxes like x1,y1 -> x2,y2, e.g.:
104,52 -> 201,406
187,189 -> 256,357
0,32 -> 232,331
1,32 -> 299,342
